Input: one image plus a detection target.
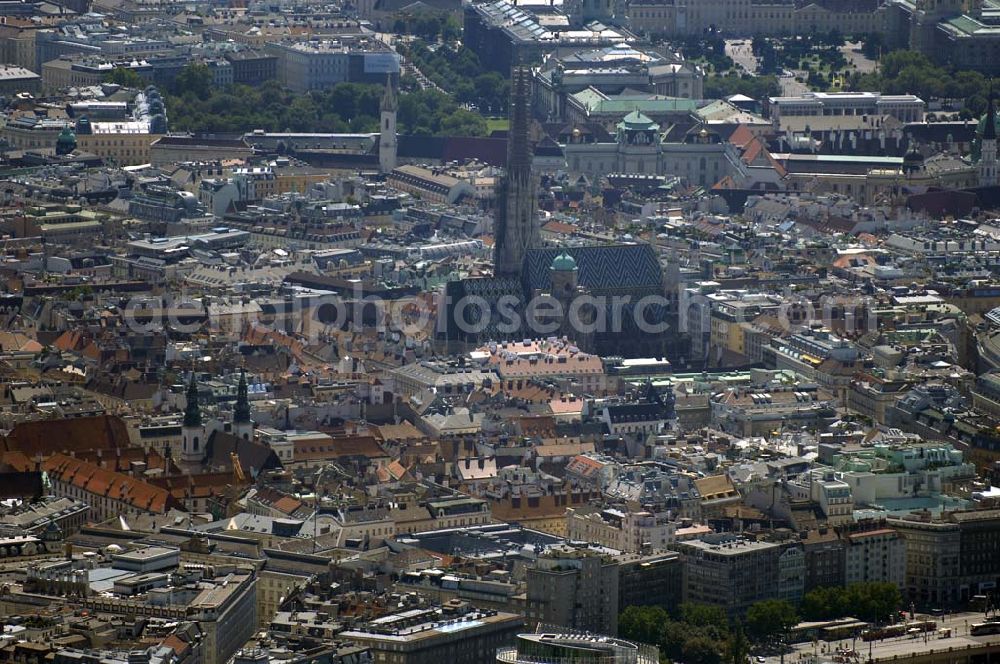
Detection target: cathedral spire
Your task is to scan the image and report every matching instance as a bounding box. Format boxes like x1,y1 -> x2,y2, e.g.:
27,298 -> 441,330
493,65 -> 539,277
183,373 -> 201,428
980,79 -> 997,187
234,368 -> 251,424
379,72 -> 398,173
381,72 -> 398,114
507,65 -> 531,173
986,81 -> 996,142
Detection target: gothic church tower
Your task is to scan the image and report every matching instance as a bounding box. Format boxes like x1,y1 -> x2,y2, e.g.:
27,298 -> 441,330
233,368 -> 253,441
981,89 -> 998,187
181,374 -> 205,464
493,66 -> 539,277
379,73 -> 398,173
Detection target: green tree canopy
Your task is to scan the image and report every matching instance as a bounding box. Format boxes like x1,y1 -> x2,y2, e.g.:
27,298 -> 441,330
745,600 -> 799,643
704,73 -> 781,100
680,603 -> 730,628
801,583 -> 901,625
619,605 -> 669,646
683,636 -> 724,664
165,80 -> 489,137
103,67 -> 146,89
847,582 -> 901,624
398,40 -> 509,113
726,624 -> 751,664
619,603 -> 732,664
172,63 -> 214,100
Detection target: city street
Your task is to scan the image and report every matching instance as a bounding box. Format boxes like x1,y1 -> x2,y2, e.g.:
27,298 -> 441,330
725,39 -> 759,76
724,38 -> 809,97
840,41 -> 878,74
779,75 -> 809,97
762,613 -> 1000,664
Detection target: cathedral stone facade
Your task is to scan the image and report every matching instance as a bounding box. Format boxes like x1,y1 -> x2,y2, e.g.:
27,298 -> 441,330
439,68 -> 682,360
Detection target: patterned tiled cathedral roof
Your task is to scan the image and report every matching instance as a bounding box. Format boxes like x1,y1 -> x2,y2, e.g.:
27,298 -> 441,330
522,244 -> 663,293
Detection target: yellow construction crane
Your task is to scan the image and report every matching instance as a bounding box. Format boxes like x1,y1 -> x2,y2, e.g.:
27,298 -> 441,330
224,452 -> 247,518
231,452 -> 246,484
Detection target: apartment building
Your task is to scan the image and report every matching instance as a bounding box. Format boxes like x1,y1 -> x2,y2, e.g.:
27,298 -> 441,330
525,547 -> 620,635
675,534 -> 804,617
844,527 -> 906,587
567,507 -> 676,553
888,509 -> 1000,606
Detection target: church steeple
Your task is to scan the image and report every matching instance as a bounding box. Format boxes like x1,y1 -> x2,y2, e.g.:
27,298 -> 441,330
986,86 -> 996,141
493,65 -> 539,277
381,71 -> 398,114
233,368 -> 254,441
981,81 -> 997,186
234,369 -> 250,424
181,373 -> 205,463
183,373 -> 201,427
379,72 -> 398,173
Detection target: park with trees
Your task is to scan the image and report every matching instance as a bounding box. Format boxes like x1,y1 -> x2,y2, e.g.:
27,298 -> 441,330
618,582 -> 901,663
122,63 -> 491,136
104,24 -> 1000,139
618,601 -> 789,664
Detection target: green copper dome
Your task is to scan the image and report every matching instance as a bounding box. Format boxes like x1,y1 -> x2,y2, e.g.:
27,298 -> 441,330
55,126 -> 76,155
551,251 -> 578,272
621,109 -> 656,129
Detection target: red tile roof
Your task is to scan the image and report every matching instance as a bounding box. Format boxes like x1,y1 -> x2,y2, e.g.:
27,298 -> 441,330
3,415 -> 133,455
42,454 -> 183,515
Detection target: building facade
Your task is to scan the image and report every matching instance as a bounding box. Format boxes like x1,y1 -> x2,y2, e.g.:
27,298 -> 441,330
525,548 -> 620,635
676,534 -> 802,618
888,509 -> 1000,606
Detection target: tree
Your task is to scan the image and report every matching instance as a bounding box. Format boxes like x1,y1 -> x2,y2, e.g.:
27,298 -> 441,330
746,599 -> 799,644
163,78 -> 424,134
619,606 -> 669,646
410,13 -> 442,41
440,108 -> 488,136
861,32 -> 884,60
103,67 -> 146,89
474,72 -> 508,115
659,620 -> 691,660
726,624 -> 751,664
172,63 -> 214,100
846,582 -> 901,625
807,70 -> 829,90
704,73 -> 781,100
286,95 -> 320,131
880,50 -> 932,79
683,636 -> 724,664
680,603 -> 730,629
441,15 -> 461,43
801,583 -> 900,625
802,586 -> 846,621
949,70 -> 985,99
825,29 -> 843,46
751,35 -> 768,56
